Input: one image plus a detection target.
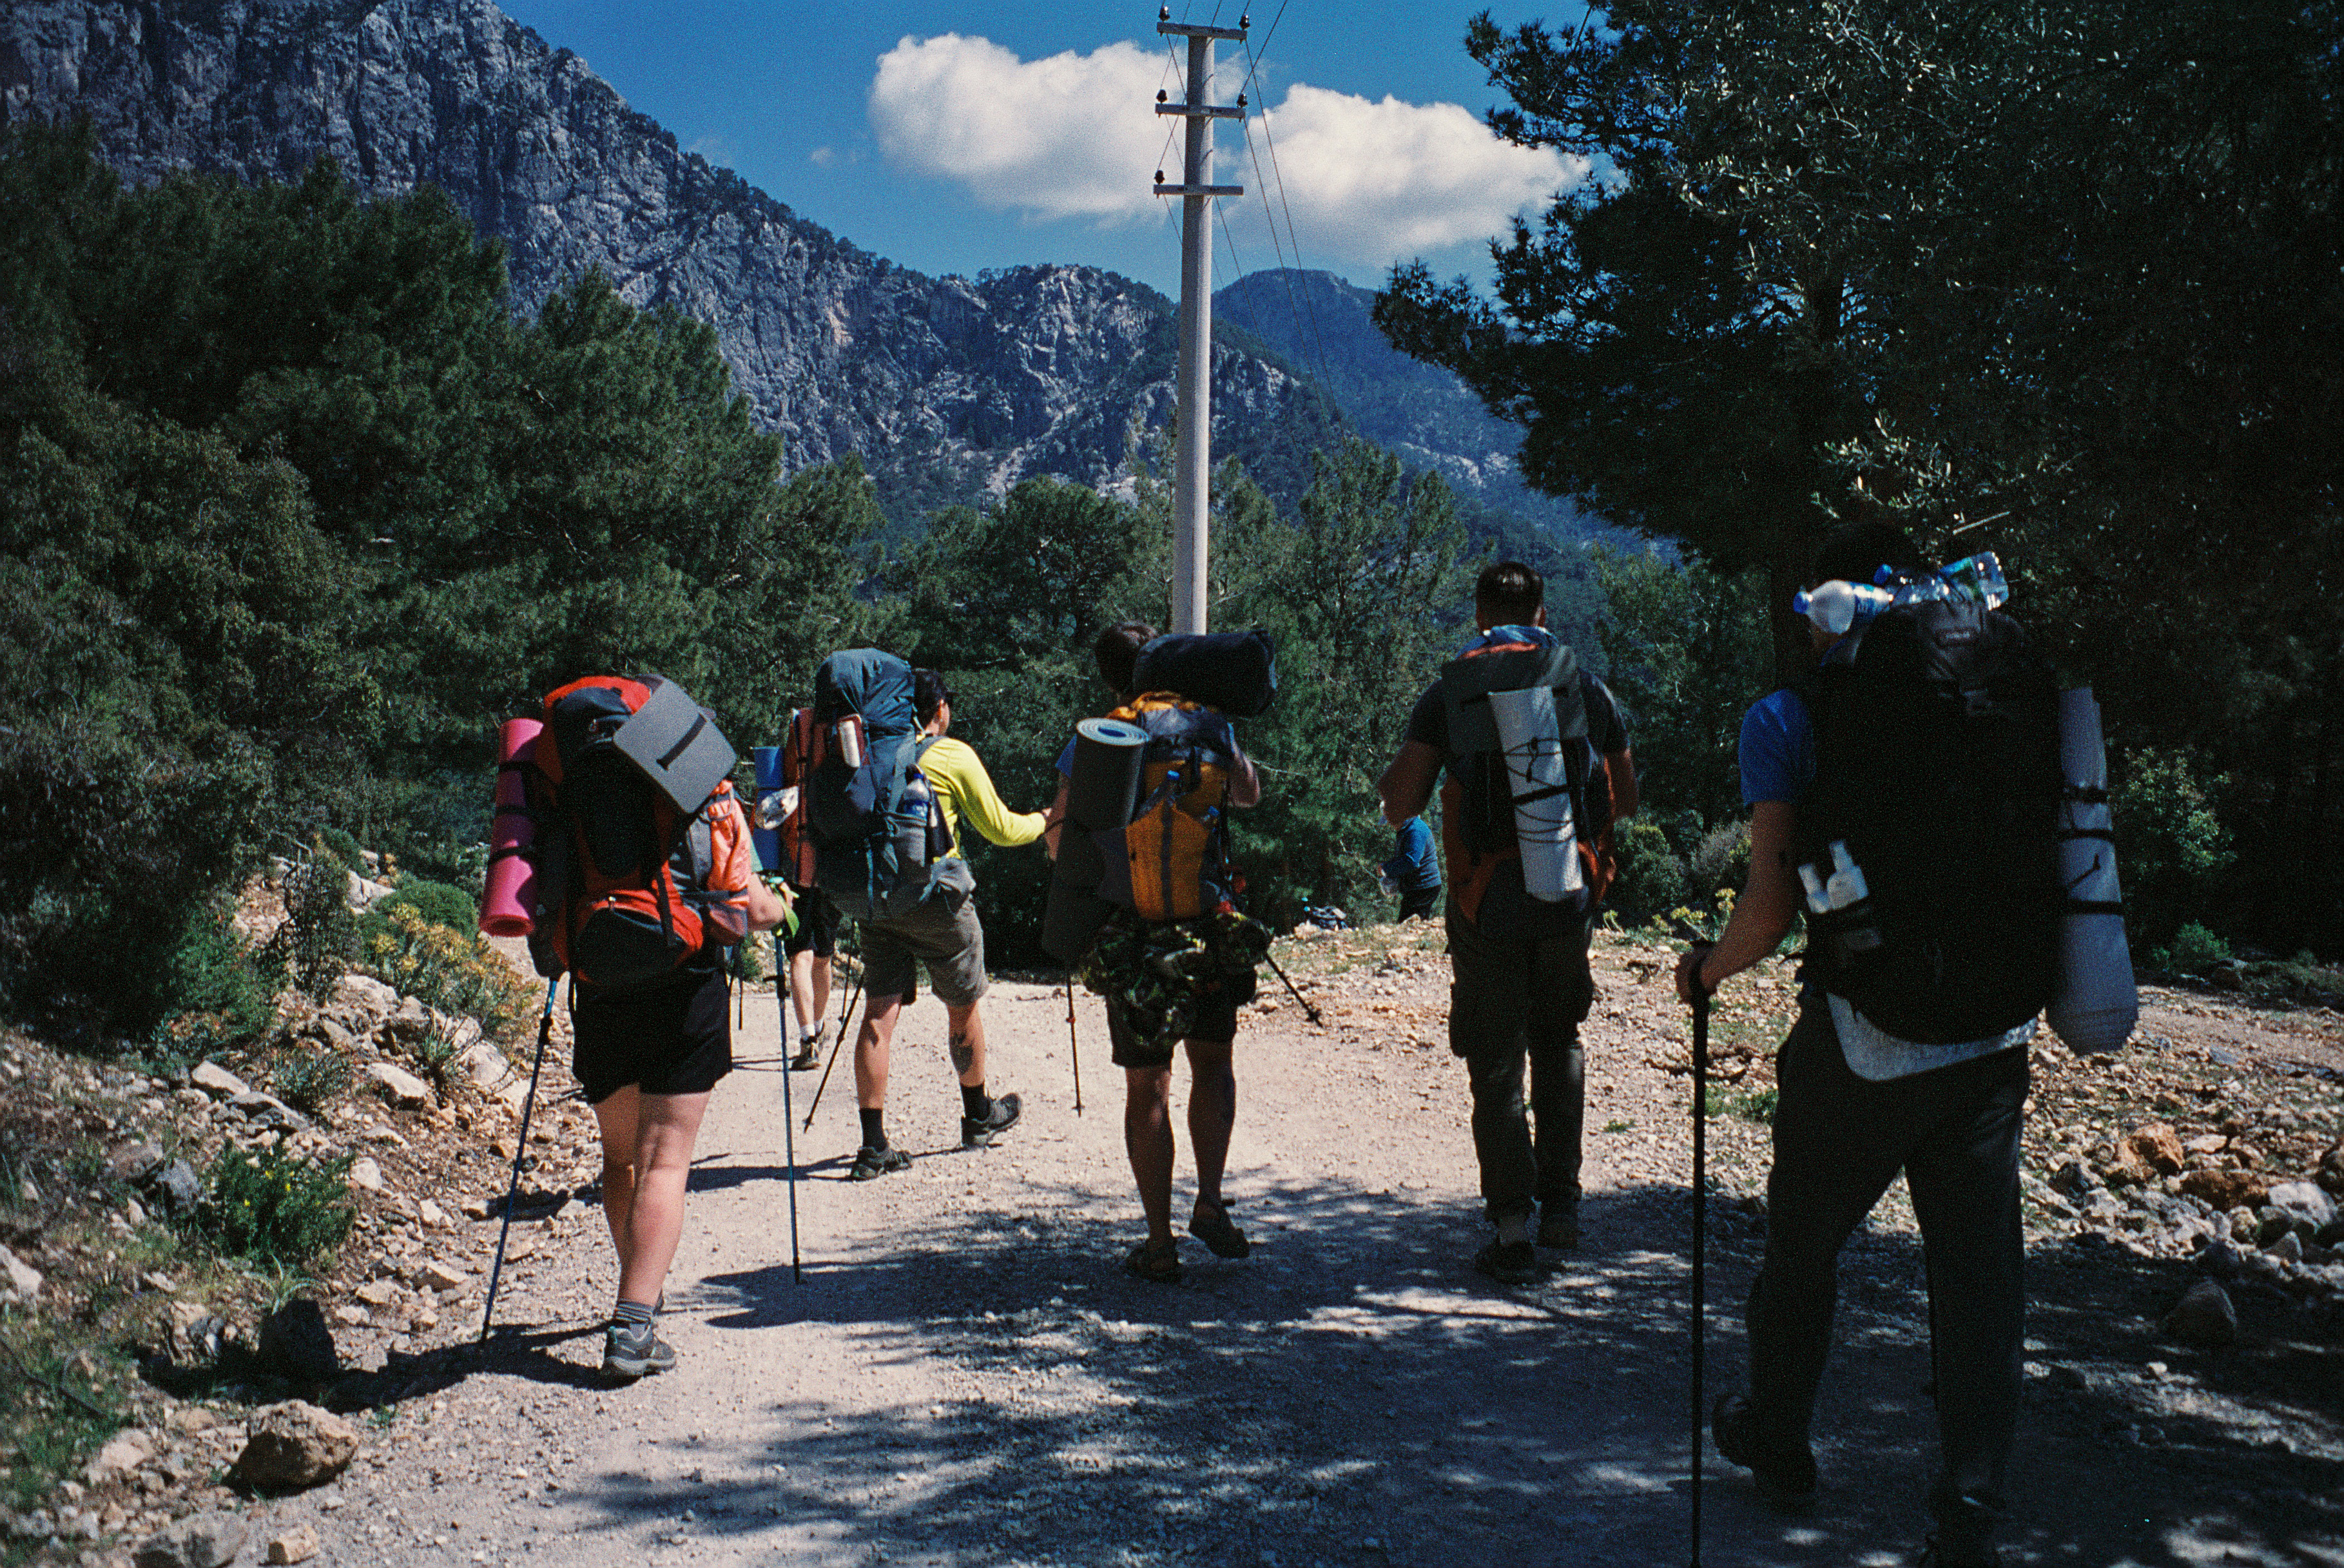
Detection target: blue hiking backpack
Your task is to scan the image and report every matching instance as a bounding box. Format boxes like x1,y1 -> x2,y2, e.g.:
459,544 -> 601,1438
804,650 -> 946,922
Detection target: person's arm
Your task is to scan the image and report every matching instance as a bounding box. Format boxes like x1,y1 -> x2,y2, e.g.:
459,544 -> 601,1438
1379,741 -> 1441,826
710,797 -> 788,933
1605,747 -> 1640,821
1225,748 -> 1261,809
934,741 -> 1047,848
1674,799 -> 1800,1001
1041,777 -> 1072,858
742,875 -> 788,934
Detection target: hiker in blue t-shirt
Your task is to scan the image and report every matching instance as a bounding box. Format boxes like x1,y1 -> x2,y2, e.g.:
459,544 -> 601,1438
1677,521 -> 2029,1568
1380,816 -> 1442,921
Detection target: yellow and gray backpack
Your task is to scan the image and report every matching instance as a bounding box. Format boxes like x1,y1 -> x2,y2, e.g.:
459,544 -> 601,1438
1095,695 -> 1244,922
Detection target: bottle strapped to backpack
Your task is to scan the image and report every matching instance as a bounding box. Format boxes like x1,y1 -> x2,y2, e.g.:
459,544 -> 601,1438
525,675 -> 744,991
1436,626 -> 1614,928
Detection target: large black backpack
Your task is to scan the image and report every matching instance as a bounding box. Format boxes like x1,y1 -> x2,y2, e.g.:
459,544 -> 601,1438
804,650 -> 945,922
1796,598 -> 2063,1043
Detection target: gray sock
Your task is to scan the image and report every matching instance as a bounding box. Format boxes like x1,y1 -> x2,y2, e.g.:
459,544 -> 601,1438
612,1299 -> 655,1329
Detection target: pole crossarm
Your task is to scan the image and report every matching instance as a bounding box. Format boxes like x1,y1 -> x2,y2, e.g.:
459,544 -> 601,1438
1157,20 -> 1246,39
1156,102 -> 1246,119
1154,183 -> 1245,197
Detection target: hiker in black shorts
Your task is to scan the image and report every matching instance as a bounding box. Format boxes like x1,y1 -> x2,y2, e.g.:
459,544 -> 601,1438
780,881 -> 837,1070
1045,623 -> 1263,1282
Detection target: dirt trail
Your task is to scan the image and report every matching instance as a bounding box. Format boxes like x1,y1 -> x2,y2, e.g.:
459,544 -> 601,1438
237,935 -> 2341,1568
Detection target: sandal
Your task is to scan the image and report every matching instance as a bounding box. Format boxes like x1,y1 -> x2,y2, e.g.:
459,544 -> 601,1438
1123,1237 -> 1182,1284
1187,1199 -> 1251,1259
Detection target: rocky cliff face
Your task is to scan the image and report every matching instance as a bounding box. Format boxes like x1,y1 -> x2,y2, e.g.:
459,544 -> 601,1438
0,0 -> 1336,513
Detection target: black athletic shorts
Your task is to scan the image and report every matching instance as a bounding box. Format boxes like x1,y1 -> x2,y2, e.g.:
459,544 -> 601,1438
781,883 -> 838,960
570,967 -> 732,1105
1106,970 -> 1256,1069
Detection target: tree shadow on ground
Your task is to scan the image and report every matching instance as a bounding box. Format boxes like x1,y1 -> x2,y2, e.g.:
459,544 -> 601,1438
548,1170 -> 2344,1567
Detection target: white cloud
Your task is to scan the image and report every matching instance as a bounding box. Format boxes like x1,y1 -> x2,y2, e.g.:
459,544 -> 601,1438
867,34 -> 1587,263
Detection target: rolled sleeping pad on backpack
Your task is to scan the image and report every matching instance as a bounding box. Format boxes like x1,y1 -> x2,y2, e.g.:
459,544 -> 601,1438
1043,718 -> 1148,963
752,745 -> 786,876
2048,687 -> 2138,1052
481,717 -> 543,937
1132,629 -> 1278,718
1487,684 -> 1582,903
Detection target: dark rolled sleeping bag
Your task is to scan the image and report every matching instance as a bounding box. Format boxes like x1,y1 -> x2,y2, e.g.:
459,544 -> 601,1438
1132,629 -> 1277,717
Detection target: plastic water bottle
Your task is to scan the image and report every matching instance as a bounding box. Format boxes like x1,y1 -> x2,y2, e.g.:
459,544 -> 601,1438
1937,552 -> 2009,608
1824,842 -> 1868,908
1794,579 -> 1896,635
1798,864 -> 1830,915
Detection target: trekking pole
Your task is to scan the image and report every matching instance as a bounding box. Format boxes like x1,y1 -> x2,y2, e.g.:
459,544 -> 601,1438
480,978 -> 557,1345
772,925 -> 804,1285
803,967 -> 866,1130
1689,959 -> 1712,1568
1065,974 -> 1083,1114
1258,945 -> 1325,1027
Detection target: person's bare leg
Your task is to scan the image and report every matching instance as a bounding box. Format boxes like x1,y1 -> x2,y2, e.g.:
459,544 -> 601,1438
591,1085 -> 642,1263
789,947 -> 820,1038
614,1090 -> 713,1306
856,993 -> 904,1110
1184,1036 -> 1237,1221
1125,1065 -> 1176,1246
947,1000 -> 987,1087
809,953 -> 833,1025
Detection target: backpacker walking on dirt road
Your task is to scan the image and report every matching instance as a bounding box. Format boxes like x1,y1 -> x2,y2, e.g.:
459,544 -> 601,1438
525,675 -> 786,1382
1377,561 -> 1637,1283
1046,622 -> 1267,1283
804,652 -> 1046,1181
1677,521 -> 2064,1568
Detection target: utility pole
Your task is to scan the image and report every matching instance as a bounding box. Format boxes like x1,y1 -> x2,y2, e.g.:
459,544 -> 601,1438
1152,6 -> 1245,635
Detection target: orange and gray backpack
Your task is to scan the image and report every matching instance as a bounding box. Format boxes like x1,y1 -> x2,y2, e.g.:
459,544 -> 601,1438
526,675 -> 746,991
1094,694 -> 1245,922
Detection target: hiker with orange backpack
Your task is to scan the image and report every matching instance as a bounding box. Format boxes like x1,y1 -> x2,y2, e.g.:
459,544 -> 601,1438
1045,622 -> 1268,1283
1377,562 -> 1637,1283
522,675 -> 786,1382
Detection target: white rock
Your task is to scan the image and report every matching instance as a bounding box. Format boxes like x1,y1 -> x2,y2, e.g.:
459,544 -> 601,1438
189,1062 -> 251,1099
331,974 -> 399,1021
2267,1181 -> 2338,1227
0,1244 -> 43,1299
360,1126 -> 409,1146
347,1157 -> 385,1193
458,1040 -> 510,1090
416,1199 -> 450,1229
343,871 -> 396,911
84,1428 -> 153,1480
363,1061 -> 431,1107
416,1260 -> 468,1292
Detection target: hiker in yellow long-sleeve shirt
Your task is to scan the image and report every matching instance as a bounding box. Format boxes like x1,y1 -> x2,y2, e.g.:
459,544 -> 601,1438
846,668 -> 1049,1180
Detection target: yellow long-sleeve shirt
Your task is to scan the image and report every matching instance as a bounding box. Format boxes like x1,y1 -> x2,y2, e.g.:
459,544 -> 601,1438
920,736 -> 1045,858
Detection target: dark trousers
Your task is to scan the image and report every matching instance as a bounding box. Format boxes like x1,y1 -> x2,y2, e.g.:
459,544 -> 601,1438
1748,1004 -> 2029,1551
1399,882 -> 1442,920
1445,909 -> 1594,1222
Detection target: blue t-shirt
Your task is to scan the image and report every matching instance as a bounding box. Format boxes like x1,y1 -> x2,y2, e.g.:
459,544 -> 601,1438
1380,817 -> 1441,892
1738,686 -> 1815,806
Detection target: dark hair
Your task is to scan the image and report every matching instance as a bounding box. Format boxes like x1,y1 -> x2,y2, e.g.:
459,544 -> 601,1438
1094,621 -> 1157,699
1810,521 -> 1924,588
1475,561 -> 1544,625
913,669 -> 954,721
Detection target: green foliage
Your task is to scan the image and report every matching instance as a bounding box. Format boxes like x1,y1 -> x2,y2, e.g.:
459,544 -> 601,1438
266,1041 -> 355,1116
164,905 -> 276,1045
0,1335 -> 126,1513
2152,922 -> 2234,978
194,1141 -> 354,1267
361,877 -> 474,942
1688,822 -> 1752,902
2111,749 -> 2234,949
276,844 -> 359,1003
1609,818 -> 1688,920
363,904 -> 528,1058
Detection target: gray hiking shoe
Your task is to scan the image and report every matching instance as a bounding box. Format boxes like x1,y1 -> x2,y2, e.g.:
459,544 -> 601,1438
602,1320 -> 675,1382
849,1145 -> 911,1181
961,1092 -> 1022,1148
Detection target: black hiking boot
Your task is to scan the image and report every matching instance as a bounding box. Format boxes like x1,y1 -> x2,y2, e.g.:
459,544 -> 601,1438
1711,1393 -> 1817,1509
1473,1237 -> 1537,1284
849,1145 -> 911,1181
601,1320 -> 676,1383
961,1092 -> 1022,1148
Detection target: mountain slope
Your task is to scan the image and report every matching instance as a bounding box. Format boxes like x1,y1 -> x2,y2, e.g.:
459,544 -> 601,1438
0,0 -> 1341,517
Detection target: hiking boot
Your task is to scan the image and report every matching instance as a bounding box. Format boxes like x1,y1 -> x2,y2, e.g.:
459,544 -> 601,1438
849,1145 -> 912,1181
1473,1237 -> 1537,1284
961,1091 -> 1022,1148
1536,1203 -> 1580,1249
601,1320 -> 676,1382
1711,1393 -> 1817,1509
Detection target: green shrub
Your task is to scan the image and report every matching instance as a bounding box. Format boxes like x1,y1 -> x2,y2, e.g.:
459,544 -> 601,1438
162,905 -> 276,1044
1609,817 -> 1689,918
1689,820 -> 1752,899
363,904 -> 530,1075
318,827 -> 366,871
193,1141 -> 353,1266
275,842 -> 359,1002
267,1041 -> 355,1115
358,877 -> 476,953
2157,921 -> 2234,976
2112,748 -> 2233,947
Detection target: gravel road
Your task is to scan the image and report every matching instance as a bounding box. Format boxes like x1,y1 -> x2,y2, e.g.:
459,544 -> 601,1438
240,933 -> 2343,1568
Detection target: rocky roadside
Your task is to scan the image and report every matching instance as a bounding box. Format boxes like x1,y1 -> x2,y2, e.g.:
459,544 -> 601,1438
0,920 -> 2338,1566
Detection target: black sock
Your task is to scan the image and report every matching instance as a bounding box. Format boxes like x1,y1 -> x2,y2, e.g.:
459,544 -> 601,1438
960,1083 -> 990,1121
860,1108 -> 887,1150
612,1299 -> 655,1329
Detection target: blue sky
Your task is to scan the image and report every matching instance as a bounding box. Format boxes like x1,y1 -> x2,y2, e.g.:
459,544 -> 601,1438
494,0 -> 1595,298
